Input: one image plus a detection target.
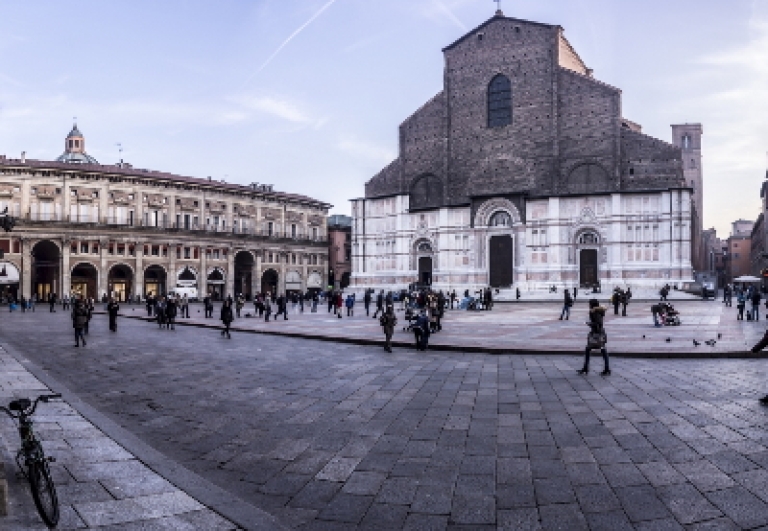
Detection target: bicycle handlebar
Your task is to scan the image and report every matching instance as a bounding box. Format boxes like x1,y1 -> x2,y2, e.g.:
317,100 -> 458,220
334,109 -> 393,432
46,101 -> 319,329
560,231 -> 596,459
1,394 -> 61,419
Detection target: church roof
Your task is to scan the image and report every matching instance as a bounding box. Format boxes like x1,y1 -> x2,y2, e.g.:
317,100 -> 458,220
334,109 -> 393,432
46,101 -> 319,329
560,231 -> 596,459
66,124 -> 83,138
442,13 -> 558,52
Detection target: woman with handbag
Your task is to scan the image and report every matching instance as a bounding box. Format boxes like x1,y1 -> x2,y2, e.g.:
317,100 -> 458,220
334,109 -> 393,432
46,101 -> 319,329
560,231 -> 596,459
578,298 -> 610,376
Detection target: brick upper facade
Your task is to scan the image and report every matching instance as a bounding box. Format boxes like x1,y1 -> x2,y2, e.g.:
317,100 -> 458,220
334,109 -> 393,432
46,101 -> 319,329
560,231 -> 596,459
364,14 -> 686,211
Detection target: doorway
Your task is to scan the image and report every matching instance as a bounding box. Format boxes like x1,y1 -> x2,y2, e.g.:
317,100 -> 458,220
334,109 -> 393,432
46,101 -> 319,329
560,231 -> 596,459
579,249 -> 598,288
489,235 -> 513,288
71,263 -> 98,300
418,257 -> 433,286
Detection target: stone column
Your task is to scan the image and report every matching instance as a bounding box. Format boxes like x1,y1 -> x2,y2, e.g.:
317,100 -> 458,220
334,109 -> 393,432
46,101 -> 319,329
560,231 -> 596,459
135,242 -> 144,298
279,253 -> 287,295
226,247 -> 235,298
198,246 -> 207,298
21,238 -> 31,299
99,238 -> 108,299
253,249 -> 262,295
168,242 -> 177,294
62,240 -> 71,297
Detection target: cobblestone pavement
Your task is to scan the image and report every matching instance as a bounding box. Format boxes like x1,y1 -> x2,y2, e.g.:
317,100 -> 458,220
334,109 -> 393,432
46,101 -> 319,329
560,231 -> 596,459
0,345 -> 241,530
138,299 -> 764,356
3,310 -> 768,530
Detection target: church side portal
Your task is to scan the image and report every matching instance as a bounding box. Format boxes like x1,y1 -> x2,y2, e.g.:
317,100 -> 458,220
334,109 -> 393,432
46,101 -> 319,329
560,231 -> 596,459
489,235 -> 513,288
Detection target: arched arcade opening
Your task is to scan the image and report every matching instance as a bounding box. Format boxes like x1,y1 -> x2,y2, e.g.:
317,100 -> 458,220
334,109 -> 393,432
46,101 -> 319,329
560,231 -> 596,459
32,240 -> 60,300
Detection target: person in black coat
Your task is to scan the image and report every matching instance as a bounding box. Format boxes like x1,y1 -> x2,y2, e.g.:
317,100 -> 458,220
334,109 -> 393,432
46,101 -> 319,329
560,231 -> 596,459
165,297 -> 178,330
203,295 -> 213,318
364,290 -> 372,316
372,291 -> 385,319
579,299 -> 609,376
274,294 -> 288,321
107,298 -> 120,332
220,299 -> 234,338
414,310 -> 431,351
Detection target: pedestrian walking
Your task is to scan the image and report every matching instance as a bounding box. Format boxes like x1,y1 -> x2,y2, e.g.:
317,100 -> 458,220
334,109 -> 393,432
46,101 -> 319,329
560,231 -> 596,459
611,288 -> 621,315
156,297 -> 166,328
165,297 -> 178,330
274,294 -> 288,321
327,289 -> 335,314
107,298 -> 119,332
578,299 -> 609,376
414,309 -> 430,351
364,290 -> 372,316
84,298 -> 94,335
62,294 -> 70,311
660,285 -> 669,301
372,290 -> 384,319
379,305 -> 397,352
559,289 -> 573,320
311,292 -> 318,313
235,295 -> 244,318
752,290 -> 762,321
345,294 -> 354,317
335,291 -> 343,319
737,290 -> 746,320
651,303 -> 664,327
264,296 -> 272,321
146,294 -> 155,317
220,299 -> 234,338
72,299 -> 88,347
48,292 -> 57,312
621,289 -> 629,317
204,295 -> 213,318
180,294 -> 190,318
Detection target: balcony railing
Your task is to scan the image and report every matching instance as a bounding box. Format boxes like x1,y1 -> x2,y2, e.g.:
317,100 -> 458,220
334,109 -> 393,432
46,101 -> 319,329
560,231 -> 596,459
21,214 -> 328,243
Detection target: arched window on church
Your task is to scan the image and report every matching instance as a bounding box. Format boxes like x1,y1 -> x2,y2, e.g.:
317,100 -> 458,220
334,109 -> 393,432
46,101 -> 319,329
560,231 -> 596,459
409,174 -> 443,210
488,74 -> 512,128
489,211 -> 512,227
417,241 -> 432,253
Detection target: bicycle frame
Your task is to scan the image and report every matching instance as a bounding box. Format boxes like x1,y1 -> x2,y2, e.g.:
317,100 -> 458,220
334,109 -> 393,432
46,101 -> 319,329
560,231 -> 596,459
0,395 -> 61,476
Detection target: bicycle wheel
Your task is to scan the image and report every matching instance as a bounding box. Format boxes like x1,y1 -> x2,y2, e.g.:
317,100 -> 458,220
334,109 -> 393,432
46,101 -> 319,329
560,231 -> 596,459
28,458 -> 59,528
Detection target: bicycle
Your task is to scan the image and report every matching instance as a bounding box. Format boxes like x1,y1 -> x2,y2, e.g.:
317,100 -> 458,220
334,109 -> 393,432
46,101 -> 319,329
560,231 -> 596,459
1,394 -> 62,528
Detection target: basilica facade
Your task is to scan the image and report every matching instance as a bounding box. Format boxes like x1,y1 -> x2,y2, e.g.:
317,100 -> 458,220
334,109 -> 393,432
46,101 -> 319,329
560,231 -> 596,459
351,12 -> 700,292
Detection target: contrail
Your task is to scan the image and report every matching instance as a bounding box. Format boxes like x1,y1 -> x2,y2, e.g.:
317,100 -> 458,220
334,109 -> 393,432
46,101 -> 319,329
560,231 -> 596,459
243,0 -> 339,87
432,0 -> 467,32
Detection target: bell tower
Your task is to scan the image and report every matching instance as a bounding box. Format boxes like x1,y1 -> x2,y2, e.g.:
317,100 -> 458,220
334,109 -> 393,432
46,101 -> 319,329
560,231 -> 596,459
65,122 -> 85,155
672,123 -> 704,273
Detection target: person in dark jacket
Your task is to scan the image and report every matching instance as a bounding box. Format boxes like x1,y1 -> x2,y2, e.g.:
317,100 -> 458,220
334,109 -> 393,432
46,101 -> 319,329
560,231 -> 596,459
621,290 -> 629,317
414,310 -> 430,351
204,295 -> 213,318
220,299 -> 234,338
84,298 -> 94,335
578,299 -> 609,376
559,290 -> 573,320
611,289 -> 621,315
263,296 -> 272,321
72,299 -> 88,347
372,290 -> 384,319
380,305 -> 397,352
146,294 -> 155,317
364,290 -> 372,316
274,294 -> 288,321
48,292 -> 57,312
156,297 -> 166,328
107,298 -> 120,332
165,297 -> 178,330
751,290 -> 762,321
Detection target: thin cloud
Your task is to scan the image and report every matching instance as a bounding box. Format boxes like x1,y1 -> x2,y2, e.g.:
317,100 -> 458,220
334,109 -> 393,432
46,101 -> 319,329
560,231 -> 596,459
337,137 -> 396,163
242,0 -> 339,87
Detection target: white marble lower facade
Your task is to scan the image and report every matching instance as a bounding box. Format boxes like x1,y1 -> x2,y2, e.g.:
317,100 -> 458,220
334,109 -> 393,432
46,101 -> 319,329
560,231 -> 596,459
351,190 -> 694,292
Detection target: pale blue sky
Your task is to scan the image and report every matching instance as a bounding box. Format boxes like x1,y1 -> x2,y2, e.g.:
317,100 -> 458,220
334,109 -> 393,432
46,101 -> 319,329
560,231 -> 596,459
0,0 -> 766,236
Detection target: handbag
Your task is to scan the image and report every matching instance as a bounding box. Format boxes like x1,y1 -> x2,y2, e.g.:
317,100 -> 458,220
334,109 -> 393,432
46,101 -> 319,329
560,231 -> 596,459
587,330 -> 607,349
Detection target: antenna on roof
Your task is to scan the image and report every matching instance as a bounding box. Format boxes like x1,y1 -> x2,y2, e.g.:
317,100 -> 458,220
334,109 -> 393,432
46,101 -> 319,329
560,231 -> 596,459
116,143 -> 123,165
494,0 -> 503,16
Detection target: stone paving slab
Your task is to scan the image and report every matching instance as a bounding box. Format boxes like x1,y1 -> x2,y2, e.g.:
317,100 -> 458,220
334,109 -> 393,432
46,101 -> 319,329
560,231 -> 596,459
116,300 -> 768,357
0,346 -> 245,530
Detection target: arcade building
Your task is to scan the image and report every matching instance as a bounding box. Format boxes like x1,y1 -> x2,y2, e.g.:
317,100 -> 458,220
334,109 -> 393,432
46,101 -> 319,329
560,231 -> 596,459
0,124 -> 331,302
